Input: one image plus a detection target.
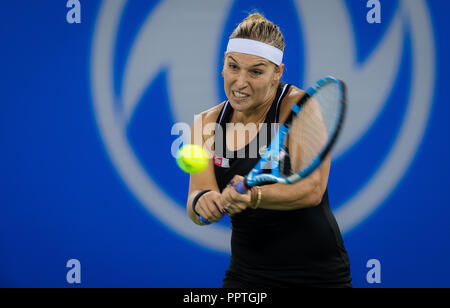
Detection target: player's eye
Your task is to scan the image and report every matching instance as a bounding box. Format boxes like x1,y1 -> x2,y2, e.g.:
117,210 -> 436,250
228,63 -> 239,70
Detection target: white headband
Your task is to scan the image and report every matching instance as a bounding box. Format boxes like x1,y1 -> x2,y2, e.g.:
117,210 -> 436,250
226,38 -> 283,66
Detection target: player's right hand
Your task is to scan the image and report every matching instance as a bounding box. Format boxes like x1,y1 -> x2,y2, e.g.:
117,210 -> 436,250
195,191 -> 225,223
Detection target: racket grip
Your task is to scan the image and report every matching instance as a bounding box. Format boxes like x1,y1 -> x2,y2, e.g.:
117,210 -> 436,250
235,180 -> 249,194
199,215 -> 211,225
198,202 -> 222,225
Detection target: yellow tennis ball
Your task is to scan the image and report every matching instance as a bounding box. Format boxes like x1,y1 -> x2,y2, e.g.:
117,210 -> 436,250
176,144 -> 208,173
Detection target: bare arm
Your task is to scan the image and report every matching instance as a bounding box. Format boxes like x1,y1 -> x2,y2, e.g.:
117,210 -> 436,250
221,155 -> 330,214
257,155 -> 330,210
186,111 -> 225,225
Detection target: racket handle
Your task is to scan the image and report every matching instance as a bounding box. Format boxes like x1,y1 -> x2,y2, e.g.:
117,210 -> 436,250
235,180 -> 249,194
199,215 -> 211,225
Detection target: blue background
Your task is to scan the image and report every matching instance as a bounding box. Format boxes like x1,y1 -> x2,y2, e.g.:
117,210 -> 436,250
1,0 -> 449,287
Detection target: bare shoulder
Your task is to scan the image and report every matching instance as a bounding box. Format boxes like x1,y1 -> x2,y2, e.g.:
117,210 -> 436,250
191,101 -> 227,143
197,101 -> 227,126
279,85 -> 306,124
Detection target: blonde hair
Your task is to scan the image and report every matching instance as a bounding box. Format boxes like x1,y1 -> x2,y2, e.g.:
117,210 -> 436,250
229,13 -> 285,53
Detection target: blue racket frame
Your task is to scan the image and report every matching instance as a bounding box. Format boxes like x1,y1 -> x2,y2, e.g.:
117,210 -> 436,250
237,76 -> 345,192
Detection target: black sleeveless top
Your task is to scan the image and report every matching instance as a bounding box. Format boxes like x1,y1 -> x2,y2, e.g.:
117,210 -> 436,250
214,83 -> 352,287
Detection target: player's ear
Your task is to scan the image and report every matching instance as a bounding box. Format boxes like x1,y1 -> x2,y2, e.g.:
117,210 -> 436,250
275,63 -> 284,81
272,63 -> 284,86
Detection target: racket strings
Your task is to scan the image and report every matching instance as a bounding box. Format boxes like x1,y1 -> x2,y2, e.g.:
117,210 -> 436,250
281,82 -> 340,176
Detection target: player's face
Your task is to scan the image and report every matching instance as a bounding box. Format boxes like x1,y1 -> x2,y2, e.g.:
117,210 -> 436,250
223,53 -> 283,113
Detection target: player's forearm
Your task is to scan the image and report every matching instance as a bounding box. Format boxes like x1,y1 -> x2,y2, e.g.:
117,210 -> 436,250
257,176 -> 323,210
187,190 -> 203,225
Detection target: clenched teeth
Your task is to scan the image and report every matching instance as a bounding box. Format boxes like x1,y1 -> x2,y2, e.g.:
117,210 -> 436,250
233,91 -> 249,98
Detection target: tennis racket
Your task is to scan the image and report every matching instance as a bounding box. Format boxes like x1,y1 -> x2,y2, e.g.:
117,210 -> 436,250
199,76 -> 346,225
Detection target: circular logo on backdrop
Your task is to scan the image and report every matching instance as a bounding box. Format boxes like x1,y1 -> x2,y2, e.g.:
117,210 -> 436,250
90,0 -> 435,253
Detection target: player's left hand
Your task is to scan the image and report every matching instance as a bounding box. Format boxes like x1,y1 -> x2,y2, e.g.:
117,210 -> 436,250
220,175 -> 252,216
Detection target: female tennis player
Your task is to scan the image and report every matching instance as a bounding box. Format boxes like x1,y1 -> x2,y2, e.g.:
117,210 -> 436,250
186,13 -> 352,288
